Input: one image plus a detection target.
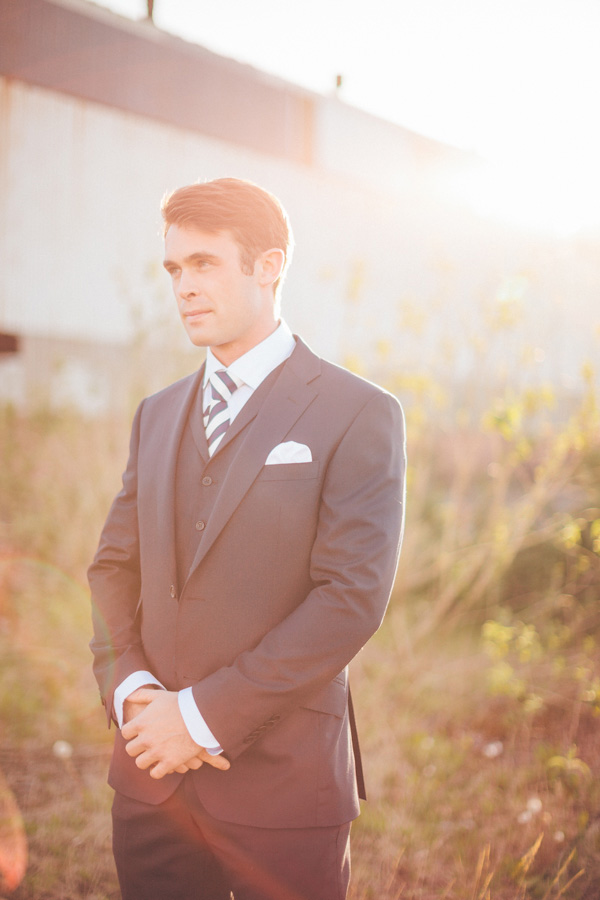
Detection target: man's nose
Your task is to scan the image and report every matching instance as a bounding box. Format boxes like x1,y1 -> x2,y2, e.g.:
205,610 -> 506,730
178,270 -> 197,298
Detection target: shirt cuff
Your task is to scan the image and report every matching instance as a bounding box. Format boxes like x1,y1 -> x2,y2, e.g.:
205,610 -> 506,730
113,670 -> 165,728
178,687 -> 222,755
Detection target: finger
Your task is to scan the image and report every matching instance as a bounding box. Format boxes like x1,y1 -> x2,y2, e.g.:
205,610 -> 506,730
124,737 -> 152,763
123,704 -> 147,726
201,752 -> 230,771
125,688 -> 148,702
121,723 -> 139,742
185,758 -> 203,771
132,689 -> 161,704
174,765 -> 190,774
148,761 -> 172,780
134,751 -> 156,771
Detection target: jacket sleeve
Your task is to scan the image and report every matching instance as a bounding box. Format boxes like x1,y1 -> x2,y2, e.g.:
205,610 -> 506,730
88,400 -> 152,724
191,390 -> 406,758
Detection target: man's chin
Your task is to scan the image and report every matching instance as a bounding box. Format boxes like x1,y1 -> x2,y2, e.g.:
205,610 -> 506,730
184,326 -> 212,348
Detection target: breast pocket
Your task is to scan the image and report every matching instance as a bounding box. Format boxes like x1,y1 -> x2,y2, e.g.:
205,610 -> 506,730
260,461 -> 320,481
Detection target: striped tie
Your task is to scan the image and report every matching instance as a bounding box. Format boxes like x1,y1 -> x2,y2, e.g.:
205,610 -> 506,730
203,369 -> 240,456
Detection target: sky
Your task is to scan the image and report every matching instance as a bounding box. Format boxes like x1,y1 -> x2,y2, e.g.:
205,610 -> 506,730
90,0 -> 600,234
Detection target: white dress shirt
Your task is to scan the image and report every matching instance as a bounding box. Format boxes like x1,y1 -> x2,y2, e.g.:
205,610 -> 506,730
113,320 -> 296,753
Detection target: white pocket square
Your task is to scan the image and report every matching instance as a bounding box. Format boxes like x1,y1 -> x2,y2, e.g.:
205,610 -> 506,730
265,441 -> 313,465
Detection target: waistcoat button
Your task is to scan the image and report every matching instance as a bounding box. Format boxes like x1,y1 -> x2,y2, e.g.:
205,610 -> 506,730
201,476 -> 213,486
195,520 -> 206,531
169,584 -> 176,598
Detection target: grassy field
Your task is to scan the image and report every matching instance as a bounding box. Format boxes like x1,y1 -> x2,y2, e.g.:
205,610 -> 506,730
1,362 -> 599,898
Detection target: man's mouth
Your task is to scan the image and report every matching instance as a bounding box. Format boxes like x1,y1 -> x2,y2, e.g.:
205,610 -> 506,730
183,309 -> 211,319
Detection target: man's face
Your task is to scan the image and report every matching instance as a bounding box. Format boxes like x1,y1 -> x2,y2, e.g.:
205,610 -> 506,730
163,225 -> 278,365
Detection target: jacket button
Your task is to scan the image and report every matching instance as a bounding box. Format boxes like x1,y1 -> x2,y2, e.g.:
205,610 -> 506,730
195,520 -> 206,531
201,476 -> 213,486
169,584 -> 176,598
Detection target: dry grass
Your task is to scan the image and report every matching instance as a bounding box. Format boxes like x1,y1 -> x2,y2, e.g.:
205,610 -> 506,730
1,744 -> 118,900
4,621 -> 600,899
348,625 -> 600,899
0,357 -> 599,898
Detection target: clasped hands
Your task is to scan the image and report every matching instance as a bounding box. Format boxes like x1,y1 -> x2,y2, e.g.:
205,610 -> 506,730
121,688 -> 230,780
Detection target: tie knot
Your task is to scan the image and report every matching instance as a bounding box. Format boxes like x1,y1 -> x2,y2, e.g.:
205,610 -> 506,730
211,369 -> 239,402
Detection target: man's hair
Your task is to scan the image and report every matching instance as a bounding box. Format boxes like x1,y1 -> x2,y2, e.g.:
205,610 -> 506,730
161,177 -> 294,294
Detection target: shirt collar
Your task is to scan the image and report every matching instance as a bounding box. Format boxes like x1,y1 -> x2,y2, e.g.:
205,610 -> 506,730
203,320 -> 295,390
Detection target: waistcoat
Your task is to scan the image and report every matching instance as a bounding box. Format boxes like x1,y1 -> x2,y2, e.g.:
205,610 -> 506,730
173,362 -> 286,591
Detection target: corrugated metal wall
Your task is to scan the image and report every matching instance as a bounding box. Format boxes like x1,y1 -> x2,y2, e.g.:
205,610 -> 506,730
0,0 -> 315,164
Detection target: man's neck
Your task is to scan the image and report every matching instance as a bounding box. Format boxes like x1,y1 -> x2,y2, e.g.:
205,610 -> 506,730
209,321 -> 280,368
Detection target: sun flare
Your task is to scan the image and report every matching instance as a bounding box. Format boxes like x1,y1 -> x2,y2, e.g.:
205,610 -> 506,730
453,154 -> 600,237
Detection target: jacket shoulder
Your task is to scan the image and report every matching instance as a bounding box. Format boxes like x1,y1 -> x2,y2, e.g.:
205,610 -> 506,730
140,368 -> 201,411
293,336 -> 398,407
318,357 -> 396,402
309,359 -> 402,425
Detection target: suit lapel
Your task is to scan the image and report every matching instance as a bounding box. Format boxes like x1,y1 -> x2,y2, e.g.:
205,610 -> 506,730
157,364 -> 205,581
208,365 -> 280,457
184,339 -> 321,583
190,359 -> 285,462
189,379 -> 209,461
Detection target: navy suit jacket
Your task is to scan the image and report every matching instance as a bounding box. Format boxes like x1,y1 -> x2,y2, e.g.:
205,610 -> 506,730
89,337 -> 405,828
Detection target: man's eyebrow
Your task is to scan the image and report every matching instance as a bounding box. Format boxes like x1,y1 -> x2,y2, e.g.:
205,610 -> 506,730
163,252 -> 220,269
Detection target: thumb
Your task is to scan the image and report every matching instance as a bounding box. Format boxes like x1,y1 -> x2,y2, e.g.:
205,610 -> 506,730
129,688 -> 163,703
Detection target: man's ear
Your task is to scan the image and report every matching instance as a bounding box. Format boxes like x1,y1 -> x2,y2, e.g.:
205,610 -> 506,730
256,248 -> 285,288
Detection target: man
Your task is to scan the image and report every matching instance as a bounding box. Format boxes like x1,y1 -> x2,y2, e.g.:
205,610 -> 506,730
89,177 -> 405,900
